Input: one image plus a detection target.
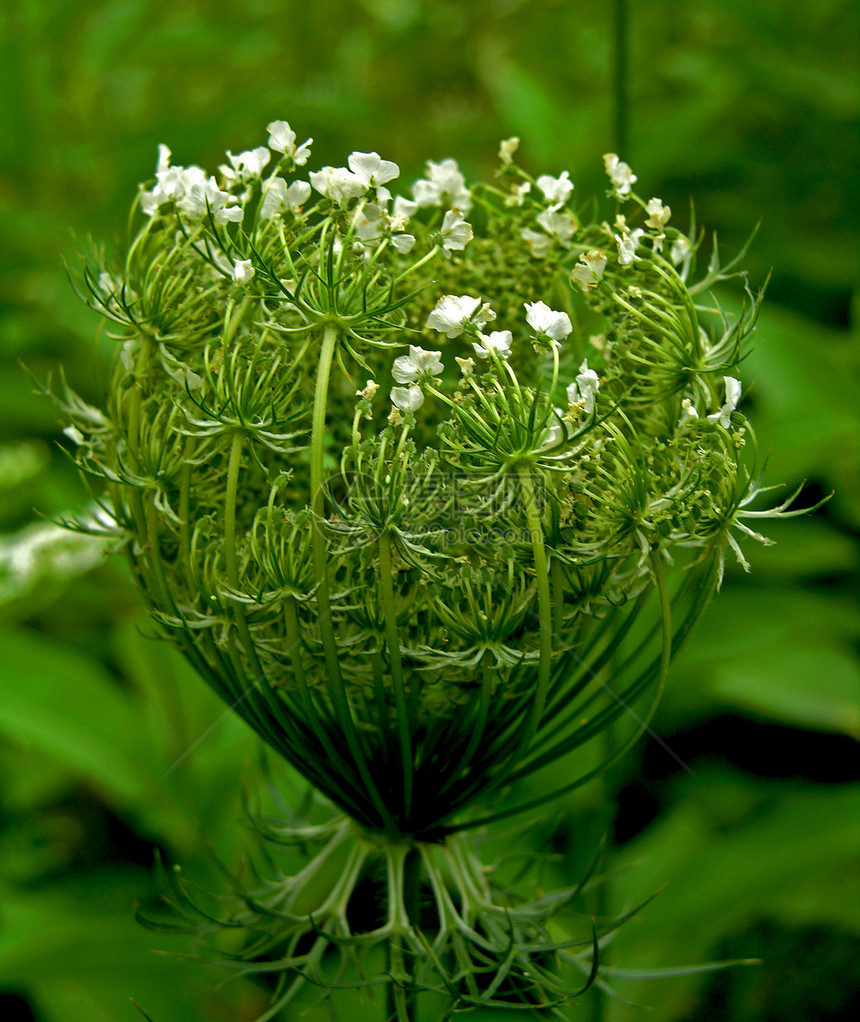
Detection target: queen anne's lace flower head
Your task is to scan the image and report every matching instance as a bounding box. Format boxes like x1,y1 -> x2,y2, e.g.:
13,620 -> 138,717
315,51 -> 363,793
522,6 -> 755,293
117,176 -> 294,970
68,120 -> 788,1020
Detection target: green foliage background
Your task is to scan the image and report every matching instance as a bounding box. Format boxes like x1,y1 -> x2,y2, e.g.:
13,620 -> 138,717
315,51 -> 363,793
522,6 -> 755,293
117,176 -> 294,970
1,1 -> 858,1019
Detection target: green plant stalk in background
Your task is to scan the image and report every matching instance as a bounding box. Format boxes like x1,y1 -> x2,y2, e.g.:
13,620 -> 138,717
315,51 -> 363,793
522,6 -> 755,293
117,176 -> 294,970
59,123 -> 814,1020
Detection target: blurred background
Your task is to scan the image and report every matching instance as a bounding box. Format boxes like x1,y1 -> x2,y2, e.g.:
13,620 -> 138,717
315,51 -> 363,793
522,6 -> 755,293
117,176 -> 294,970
1,1 -> 858,1019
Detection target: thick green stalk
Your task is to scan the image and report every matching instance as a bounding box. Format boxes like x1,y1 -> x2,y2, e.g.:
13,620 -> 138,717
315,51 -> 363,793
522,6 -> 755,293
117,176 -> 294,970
224,432 -> 266,679
311,322 -> 396,834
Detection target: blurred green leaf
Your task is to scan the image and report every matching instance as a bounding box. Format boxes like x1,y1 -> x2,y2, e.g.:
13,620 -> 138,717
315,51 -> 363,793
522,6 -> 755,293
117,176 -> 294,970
0,628 -> 152,801
606,773 -> 860,1021
664,587 -> 860,737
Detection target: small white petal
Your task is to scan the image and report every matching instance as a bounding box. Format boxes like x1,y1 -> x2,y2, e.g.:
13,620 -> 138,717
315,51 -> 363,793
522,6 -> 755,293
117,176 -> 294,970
390,385 -> 424,413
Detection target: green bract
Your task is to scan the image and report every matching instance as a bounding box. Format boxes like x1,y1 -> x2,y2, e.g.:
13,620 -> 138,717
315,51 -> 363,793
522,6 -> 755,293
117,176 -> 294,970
64,124 -> 798,1017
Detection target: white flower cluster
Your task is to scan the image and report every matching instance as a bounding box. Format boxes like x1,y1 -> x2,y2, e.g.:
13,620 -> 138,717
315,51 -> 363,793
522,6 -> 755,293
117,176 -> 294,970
139,121 -> 477,265
388,296 -> 584,420
412,158 -> 472,214
141,144 -> 244,223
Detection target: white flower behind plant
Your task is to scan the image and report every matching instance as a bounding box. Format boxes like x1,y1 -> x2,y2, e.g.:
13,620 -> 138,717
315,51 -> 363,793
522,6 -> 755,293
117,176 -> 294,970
567,360 -> 600,415
708,377 -> 742,428
231,259 -> 255,286
472,330 -> 513,360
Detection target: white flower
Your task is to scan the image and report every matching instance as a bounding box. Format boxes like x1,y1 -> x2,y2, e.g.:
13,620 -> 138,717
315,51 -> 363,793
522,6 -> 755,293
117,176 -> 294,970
473,330 -> 513,360
571,249 -> 607,292
392,346 -> 444,384
505,181 -> 532,207
231,259 -> 255,285
259,177 -> 312,219
391,232 -> 416,253
671,235 -> 693,265
603,153 -> 637,199
525,300 -> 572,342
566,360 -> 600,414
223,146 -> 271,182
357,380 -> 379,401
267,120 -> 313,165
521,228 -> 553,258
352,203 -> 385,243
455,355 -> 475,376
412,158 -> 472,213
645,197 -> 671,230
141,144 -> 243,222
680,397 -> 699,425
309,166 -> 366,204
186,179 -> 244,223
440,209 -> 473,251
392,195 -> 418,221
536,170 -> 573,207
536,208 -> 577,245
348,151 -> 400,191
390,385 -> 424,413
708,377 -> 742,428
541,411 -> 569,449
140,145 -> 228,220
614,228 -> 644,265
498,137 -> 520,165
426,295 -> 494,338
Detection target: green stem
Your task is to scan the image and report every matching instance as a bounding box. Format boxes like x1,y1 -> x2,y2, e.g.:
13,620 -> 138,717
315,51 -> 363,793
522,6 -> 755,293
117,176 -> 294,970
311,323 -> 396,834
378,532 -> 414,822
516,466 -> 553,753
